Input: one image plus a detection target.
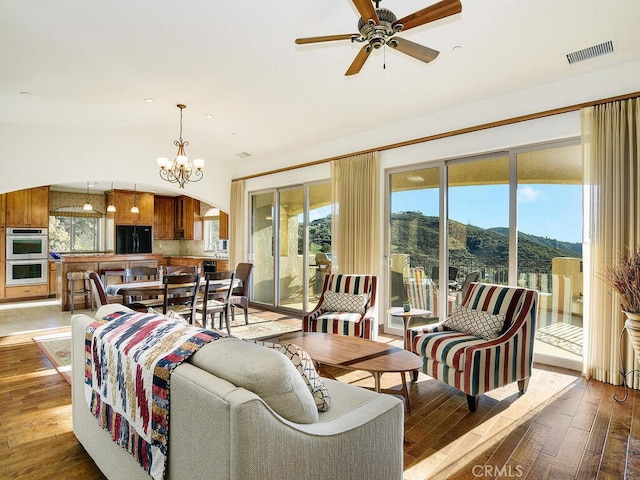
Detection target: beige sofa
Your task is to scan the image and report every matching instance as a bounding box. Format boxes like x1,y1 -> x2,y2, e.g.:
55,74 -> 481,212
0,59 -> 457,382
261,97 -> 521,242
72,305 -> 404,480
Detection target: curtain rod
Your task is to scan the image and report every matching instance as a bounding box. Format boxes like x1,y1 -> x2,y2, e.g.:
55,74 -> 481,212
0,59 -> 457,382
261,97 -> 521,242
233,90 -> 640,182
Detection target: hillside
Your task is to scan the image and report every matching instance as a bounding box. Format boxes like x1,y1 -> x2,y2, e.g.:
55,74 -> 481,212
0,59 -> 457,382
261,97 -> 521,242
306,211 -> 581,273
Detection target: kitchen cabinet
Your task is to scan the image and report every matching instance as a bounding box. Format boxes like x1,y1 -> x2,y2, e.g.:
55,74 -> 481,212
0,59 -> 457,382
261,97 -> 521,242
154,196 -> 175,240
219,211 -> 229,240
0,227 -> 4,298
5,284 -> 48,299
49,261 -> 57,297
5,186 -> 50,228
174,196 -> 202,240
167,257 -> 203,272
113,189 -> 154,226
216,260 -> 229,272
0,193 -> 6,227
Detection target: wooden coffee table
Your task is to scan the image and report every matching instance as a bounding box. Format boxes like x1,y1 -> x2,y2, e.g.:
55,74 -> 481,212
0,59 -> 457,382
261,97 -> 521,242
280,332 -> 422,410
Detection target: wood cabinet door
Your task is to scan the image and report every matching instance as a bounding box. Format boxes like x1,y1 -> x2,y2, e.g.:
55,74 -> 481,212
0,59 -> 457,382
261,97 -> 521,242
219,211 -> 229,240
28,186 -> 50,228
154,196 -> 175,239
5,189 -> 29,227
0,193 -> 7,227
114,191 -> 154,225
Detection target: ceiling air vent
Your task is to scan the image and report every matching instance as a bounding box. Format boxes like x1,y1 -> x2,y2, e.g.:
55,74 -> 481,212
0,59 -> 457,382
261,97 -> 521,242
566,40 -> 614,65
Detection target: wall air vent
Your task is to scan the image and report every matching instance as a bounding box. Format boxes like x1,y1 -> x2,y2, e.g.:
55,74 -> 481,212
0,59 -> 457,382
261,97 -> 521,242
566,40 -> 614,65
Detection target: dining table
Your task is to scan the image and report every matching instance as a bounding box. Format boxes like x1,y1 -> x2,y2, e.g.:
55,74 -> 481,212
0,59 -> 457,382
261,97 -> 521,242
105,277 -> 241,309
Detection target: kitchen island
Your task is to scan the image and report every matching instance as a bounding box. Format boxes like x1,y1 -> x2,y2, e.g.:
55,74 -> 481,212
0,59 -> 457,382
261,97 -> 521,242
57,253 -> 163,311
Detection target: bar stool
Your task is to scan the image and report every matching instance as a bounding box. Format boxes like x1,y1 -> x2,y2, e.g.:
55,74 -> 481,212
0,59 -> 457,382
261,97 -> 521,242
67,271 -> 94,314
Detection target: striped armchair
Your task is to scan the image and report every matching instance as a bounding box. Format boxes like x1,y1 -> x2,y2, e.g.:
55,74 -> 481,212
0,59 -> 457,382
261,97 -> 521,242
408,282 -> 538,411
303,274 -> 378,340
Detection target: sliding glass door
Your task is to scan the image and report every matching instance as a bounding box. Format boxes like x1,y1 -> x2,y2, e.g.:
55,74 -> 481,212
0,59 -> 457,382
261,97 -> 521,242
250,181 -> 331,313
386,139 -> 583,367
388,166 -> 441,332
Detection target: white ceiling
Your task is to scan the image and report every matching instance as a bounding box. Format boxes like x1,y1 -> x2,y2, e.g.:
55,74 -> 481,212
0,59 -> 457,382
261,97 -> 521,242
2,0 -> 640,195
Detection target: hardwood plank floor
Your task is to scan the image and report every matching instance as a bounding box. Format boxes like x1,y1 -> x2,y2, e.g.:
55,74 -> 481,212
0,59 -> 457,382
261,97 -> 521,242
0,306 -> 638,479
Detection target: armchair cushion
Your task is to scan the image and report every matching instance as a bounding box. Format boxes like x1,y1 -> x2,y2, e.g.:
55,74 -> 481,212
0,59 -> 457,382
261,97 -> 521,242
446,305 -> 506,340
320,291 -> 369,314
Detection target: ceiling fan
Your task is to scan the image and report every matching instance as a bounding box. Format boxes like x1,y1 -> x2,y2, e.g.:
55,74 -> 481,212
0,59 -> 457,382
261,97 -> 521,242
295,0 -> 462,76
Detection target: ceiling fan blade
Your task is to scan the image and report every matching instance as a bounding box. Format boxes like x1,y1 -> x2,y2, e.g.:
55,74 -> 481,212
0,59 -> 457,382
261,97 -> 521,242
389,37 -> 439,64
352,0 -> 379,24
393,0 -> 462,31
345,46 -> 371,76
295,33 -> 356,45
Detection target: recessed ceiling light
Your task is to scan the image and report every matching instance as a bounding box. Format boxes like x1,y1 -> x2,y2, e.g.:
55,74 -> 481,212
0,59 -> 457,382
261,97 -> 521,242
19,91 -> 31,95
205,113 -> 214,119
452,45 -> 463,53
144,98 -> 154,102
235,152 -> 252,158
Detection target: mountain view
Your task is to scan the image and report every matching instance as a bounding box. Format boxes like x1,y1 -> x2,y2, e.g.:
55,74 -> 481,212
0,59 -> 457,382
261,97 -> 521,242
307,211 -> 581,275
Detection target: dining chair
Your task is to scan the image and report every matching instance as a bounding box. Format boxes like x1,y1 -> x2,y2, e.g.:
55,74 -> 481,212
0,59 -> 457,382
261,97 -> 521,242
122,266 -> 163,308
229,263 -> 254,325
194,270 -> 236,333
87,271 -> 148,313
123,267 -> 158,282
166,265 -> 197,275
162,273 -> 201,323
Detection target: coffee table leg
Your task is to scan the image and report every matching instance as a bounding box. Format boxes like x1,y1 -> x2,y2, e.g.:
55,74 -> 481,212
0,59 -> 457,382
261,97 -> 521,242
372,372 -> 382,393
401,373 -> 411,411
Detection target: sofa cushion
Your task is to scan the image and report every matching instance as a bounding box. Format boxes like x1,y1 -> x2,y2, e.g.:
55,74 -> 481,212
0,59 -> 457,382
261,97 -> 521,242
255,341 -> 331,412
446,305 -> 506,340
320,291 -> 368,314
189,338 -> 319,424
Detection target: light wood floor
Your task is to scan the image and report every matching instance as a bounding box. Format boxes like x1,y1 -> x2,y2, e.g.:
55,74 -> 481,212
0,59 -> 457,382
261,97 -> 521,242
0,307 -> 638,479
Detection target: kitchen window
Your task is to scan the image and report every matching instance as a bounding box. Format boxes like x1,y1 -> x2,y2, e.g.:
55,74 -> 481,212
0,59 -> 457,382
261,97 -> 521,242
49,213 -> 101,253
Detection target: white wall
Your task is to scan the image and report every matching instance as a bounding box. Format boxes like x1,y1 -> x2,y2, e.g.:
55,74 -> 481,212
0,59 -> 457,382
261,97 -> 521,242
0,122 -> 231,211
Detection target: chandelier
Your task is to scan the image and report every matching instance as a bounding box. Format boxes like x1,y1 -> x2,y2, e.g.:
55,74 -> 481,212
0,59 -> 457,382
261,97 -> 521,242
157,104 -> 204,188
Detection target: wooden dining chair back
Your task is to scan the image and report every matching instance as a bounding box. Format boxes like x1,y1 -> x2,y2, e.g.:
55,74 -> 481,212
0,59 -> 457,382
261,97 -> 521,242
88,271 -> 149,313
162,273 -> 201,323
124,267 -> 158,282
166,265 -> 197,275
88,271 -> 109,309
229,263 -> 254,325
195,270 -> 236,333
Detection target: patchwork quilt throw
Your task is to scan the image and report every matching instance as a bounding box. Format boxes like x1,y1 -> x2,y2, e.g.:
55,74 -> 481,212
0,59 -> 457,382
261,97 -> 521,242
84,311 -> 223,480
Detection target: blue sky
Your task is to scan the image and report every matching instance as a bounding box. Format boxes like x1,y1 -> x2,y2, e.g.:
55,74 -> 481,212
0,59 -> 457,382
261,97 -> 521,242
392,184 -> 583,243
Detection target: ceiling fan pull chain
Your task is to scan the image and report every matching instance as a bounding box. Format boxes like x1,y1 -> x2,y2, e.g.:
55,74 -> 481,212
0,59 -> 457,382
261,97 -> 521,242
383,43 -> 386,70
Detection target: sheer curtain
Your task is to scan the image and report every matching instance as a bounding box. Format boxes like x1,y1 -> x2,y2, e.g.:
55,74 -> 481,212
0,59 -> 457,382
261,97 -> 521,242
583,98 -> 640,387
229,179 -> 245,269
330,151 -> 380,276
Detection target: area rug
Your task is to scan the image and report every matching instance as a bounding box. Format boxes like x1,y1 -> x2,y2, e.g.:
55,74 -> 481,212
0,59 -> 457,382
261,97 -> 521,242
33,332 -> 72,384
208,314 -> 301,341
228,317 -> 302,341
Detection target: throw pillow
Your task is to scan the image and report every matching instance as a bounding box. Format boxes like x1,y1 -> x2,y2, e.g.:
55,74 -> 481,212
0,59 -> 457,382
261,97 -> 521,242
191,338 -> 319,424
320,291 -> 368,314
446,305 -> 507,340
256,341 -> 331,412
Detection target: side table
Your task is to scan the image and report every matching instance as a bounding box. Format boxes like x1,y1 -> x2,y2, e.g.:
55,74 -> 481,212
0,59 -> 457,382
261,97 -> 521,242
388,307 -> 431,350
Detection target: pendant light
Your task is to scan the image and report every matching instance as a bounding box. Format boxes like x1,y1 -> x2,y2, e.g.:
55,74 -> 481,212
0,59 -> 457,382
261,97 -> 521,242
107,182 -> 116,212
130,184 -> 139,214
83,182 -> 93,211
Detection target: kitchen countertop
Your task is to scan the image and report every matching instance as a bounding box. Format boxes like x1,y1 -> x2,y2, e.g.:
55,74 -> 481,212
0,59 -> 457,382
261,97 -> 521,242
164,254 -> 229,260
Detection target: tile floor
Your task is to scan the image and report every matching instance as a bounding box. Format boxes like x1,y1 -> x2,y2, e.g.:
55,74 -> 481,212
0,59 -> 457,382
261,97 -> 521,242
0,298 -> 91,337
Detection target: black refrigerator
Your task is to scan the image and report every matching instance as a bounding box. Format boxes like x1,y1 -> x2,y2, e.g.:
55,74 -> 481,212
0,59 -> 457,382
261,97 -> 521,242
116,225 -> 153,254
